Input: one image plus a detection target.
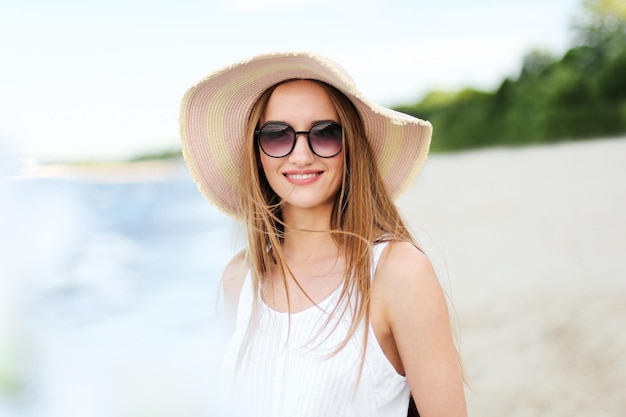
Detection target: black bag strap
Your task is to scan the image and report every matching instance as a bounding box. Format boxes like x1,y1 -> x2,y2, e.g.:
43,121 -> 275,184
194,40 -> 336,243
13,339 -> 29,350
407,395 -> 420,417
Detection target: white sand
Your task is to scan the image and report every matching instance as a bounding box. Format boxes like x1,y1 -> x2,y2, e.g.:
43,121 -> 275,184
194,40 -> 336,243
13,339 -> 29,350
396,137 -> 626,416
5,138 -> 623,416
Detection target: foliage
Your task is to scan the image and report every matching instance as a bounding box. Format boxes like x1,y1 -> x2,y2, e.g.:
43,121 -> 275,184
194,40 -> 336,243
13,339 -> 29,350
128,147 -> 182,162
395,0 -> 626,152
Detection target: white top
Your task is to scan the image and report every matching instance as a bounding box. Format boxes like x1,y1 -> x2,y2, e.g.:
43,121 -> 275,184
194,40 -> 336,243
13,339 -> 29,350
220,242 -> 410,417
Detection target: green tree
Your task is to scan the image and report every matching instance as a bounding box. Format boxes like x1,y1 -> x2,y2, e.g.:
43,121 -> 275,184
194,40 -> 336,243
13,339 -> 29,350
394,0 -> 626,151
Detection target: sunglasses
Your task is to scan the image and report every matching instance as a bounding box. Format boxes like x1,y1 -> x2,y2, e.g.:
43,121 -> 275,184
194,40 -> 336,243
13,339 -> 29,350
255,121 -> 343,158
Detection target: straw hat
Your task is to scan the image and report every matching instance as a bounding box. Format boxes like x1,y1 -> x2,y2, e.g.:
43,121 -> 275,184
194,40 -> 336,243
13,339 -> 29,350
179,51 -> 432,219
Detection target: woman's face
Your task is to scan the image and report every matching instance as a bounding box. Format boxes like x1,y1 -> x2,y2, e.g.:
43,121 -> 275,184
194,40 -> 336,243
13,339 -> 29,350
259,80 -> 344,214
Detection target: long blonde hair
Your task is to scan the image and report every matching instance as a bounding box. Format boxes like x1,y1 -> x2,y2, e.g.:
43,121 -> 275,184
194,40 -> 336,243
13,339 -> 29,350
238,79 -> 416,354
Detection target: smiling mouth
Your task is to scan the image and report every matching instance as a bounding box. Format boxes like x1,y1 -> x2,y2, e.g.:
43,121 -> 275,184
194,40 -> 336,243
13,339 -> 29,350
284,172 -> 323,180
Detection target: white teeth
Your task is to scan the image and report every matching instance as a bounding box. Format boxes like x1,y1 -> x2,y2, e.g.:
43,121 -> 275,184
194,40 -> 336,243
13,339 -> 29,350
286,173 -> 319,180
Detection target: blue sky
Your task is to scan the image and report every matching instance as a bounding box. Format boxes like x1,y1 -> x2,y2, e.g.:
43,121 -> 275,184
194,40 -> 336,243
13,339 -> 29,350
1,0 -> 581,162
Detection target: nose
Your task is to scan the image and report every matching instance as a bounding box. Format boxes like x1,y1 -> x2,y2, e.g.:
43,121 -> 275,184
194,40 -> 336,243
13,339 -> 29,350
288,134 -> 315,166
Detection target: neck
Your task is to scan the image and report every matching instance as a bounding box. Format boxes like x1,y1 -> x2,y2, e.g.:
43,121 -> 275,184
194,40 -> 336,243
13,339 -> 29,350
280,204 -> 339,262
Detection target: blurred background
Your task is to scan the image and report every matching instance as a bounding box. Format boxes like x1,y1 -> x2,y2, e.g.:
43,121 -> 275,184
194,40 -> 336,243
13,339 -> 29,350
1,0 -> 625,416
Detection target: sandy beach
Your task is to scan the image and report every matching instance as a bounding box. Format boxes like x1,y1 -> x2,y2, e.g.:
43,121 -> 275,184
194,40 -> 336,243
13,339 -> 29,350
396,137 -> 626,416
2,137 -> 624,417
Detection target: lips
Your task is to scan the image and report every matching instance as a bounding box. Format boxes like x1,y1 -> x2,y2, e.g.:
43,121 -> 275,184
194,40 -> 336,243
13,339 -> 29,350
283,170 -> 323,183
285,172 -> 321,180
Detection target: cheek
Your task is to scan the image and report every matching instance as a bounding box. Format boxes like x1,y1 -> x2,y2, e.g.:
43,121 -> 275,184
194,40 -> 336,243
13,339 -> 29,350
259,153 -> 273,176
259,153 -> 281,187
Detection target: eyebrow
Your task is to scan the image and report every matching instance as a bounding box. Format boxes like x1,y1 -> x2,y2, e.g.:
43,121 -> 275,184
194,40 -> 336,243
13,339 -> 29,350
260,119 -> 340,127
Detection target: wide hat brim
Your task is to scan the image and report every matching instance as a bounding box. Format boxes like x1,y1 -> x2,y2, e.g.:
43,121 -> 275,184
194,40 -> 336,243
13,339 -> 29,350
179,51 -> 432,220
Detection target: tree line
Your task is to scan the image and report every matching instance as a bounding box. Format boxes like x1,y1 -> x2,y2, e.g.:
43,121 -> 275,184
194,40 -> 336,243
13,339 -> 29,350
394,0 -> 626,152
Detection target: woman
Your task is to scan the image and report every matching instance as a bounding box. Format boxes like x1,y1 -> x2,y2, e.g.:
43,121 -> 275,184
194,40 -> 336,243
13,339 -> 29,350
180,52 -> 467,417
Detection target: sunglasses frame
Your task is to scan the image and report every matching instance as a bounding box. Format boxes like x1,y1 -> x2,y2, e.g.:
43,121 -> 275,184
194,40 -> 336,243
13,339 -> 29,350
255,121 -> 344,158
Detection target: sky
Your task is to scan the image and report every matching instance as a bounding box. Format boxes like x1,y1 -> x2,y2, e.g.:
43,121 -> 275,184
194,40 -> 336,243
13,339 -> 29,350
0,0 -> 582,162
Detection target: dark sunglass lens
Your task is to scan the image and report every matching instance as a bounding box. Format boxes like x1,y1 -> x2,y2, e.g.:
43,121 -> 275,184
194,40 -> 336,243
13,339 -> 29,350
259,123 -> 294,157
310,122 -> 343,157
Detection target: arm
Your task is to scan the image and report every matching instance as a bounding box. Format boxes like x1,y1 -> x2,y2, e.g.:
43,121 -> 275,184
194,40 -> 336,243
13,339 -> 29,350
222,251 -> 249,334
373,242 -> 467,417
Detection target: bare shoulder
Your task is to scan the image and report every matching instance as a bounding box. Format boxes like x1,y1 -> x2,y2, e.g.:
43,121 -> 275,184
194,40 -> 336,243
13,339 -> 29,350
222,250 -> 249,331
372,240 -> 447,332
222,250 -> 249,298
375,241 -> 438,290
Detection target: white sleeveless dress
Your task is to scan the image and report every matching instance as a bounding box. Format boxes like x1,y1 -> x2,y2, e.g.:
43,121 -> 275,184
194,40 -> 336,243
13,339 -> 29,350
220,242 -> 410,417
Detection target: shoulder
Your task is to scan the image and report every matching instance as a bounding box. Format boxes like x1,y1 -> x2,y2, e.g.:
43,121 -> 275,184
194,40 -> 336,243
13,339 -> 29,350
222,250 -> 249,332
375,241 -> 436,287
372,241 -> 446,325
222,250 -> 249,297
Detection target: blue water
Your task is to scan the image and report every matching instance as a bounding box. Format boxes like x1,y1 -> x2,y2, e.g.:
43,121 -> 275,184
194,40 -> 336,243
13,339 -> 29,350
1,162 -> 242,416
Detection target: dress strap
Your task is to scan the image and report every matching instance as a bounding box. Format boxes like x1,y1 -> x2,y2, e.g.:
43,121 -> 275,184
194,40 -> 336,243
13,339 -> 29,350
236,271 -> 254,324
371,241 -> 390,278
